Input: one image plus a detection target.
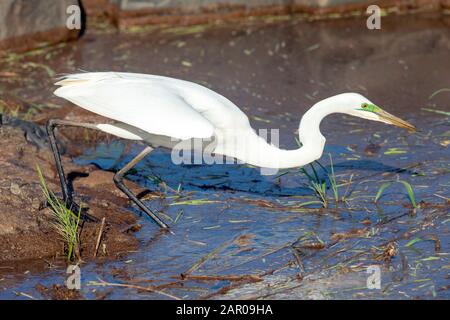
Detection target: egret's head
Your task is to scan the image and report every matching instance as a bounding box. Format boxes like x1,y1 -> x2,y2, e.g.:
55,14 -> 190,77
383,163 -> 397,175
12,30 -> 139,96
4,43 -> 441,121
345,93 -> 416,132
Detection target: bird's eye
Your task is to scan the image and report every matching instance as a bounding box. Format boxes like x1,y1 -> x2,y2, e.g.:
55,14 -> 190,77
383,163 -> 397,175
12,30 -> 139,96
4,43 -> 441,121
361,103 -> 368,109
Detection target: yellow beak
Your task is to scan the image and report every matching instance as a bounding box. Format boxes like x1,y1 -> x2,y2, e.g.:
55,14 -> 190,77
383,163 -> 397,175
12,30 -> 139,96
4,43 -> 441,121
376,109 -> 416,132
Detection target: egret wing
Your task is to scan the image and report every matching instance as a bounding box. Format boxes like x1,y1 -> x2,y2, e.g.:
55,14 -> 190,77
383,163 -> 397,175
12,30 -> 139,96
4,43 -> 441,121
54,76 -> 215,140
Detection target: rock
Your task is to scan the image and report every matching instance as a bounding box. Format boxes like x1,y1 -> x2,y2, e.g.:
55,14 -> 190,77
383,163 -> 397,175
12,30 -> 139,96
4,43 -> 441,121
9,182 -> 21,195
0,0 -> 82,52
83,0 -> 117,17
83,0 -> 444,28
1,0 -> 446,49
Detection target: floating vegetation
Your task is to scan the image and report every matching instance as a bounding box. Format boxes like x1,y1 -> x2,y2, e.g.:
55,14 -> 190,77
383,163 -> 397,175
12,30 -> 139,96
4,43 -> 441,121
181,60 -> 192,67
88,278 -> 181,300
305,43 -> 320,52
428,88 -> 450,99
170,199 -> 220,206
37,165 -> 81,261
251,115 -> 271,123
374,180 -> 417,208
384,148 -> 407,155
297,200 -> 325,208
405,237 -> 422,247
421,108 -> 450,117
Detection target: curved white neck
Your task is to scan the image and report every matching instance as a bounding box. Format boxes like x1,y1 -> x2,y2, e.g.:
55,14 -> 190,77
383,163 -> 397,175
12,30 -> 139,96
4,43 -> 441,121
219,98 -> 338,170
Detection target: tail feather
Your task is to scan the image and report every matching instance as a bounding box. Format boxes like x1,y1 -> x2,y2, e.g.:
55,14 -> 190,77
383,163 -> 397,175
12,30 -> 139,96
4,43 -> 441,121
54,72 -> 119,86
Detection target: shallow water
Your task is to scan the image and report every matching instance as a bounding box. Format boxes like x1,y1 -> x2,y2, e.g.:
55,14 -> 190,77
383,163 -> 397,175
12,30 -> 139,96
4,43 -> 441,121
0,13 -> 449,299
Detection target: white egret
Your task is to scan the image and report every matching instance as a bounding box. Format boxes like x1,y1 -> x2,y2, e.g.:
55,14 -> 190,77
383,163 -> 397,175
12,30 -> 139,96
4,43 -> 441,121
48,72 -> 415,229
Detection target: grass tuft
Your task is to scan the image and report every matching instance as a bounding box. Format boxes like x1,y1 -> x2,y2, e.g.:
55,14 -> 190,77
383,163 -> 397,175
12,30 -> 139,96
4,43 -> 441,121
299,154 -> 342,208
300,164 -> 328,208
374,180 -> 417,208
36,165 -> 81,261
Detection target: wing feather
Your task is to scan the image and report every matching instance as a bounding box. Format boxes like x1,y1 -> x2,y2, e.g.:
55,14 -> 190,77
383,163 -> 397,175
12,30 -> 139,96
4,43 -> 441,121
54,73 -> 215,140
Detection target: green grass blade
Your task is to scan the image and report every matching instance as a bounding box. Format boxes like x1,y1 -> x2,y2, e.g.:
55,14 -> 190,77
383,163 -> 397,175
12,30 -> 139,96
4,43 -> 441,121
428,88 -> 450,99
398,180 -> 417,208
374,180 -> 417,208
36,164 -> 81,261
309,163 -> 320,183
374,182 -> 392,203
298,200 -> 324,208
327,154 -> 339,201
314,159 -> 328,174
405,237 -> 422,247
170,199 -> 220,206
300,167 -> 314,182
421,108 -> 450,116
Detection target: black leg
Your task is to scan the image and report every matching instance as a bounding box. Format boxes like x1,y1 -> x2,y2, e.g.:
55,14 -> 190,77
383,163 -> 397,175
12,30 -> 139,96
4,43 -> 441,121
46,119 -> 98,222
113,146 -> 170,230
47,119 -> 70,203
46,119 -> 169,230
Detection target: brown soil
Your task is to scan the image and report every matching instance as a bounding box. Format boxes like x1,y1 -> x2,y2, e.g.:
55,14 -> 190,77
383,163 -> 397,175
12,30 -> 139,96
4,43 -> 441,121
0,124 -> 143,263
0,27 -> 80,55
36,283 -> 85,300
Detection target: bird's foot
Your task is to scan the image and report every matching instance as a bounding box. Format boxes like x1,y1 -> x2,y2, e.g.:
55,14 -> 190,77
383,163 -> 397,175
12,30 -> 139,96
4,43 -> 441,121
39,193 -> 98,222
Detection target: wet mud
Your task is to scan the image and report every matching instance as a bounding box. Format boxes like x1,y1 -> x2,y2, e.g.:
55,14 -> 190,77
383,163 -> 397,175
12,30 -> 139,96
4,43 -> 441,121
0,124 -> 139,263
0,12 -> 449,299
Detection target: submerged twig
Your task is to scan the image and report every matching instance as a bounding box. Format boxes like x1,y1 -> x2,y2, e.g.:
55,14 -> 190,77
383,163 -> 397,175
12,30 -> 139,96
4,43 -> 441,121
88,278 -> 181,300
183,234 -> 242,275
94,217 -> 106,258
179,274 -> 262,282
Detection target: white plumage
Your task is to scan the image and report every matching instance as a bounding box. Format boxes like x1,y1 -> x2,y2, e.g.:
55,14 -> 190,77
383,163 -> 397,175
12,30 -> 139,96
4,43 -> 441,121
54,72 -> 414,170
54,72 -> 249,140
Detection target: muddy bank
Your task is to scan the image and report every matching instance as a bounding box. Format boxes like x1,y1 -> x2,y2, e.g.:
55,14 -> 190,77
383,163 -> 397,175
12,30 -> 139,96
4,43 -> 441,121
0,124 -> 140,262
